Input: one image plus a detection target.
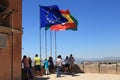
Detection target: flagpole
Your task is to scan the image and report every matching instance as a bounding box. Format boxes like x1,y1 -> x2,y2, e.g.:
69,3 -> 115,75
50,30 -> 52,57
39,27 -> 42,62
39,5 -> 42,62
55,31 -> 57,60
45,30 -> 47,59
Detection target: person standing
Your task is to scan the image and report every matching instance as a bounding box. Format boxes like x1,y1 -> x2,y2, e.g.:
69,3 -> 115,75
28,57 -> 32,68
48,56 -> 54,73
64,56 -> 70,73
56,55 -> 62,77
69,54 -> 75,75
43,59 -> 49,75
22,55 -> 33,79
34,54 -> 42,77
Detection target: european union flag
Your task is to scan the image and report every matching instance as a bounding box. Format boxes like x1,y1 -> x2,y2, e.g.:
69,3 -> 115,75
40,5 -> 68,28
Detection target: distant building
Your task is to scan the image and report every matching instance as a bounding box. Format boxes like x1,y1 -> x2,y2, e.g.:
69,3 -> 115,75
0,0 -> 22,80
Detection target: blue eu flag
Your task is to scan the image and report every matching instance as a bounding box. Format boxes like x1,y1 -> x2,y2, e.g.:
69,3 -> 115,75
40,5 -> 68,28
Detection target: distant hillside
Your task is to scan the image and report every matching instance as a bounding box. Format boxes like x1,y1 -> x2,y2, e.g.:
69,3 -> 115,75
75,57 -> 120,63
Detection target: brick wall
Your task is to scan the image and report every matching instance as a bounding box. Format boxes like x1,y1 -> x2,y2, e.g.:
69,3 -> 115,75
0,0 -> 22,80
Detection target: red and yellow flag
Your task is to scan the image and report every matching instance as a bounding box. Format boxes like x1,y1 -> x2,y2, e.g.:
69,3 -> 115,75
50,10 -> 76,31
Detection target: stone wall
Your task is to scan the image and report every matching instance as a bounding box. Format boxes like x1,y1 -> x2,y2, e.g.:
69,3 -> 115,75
77,61 -> 120,74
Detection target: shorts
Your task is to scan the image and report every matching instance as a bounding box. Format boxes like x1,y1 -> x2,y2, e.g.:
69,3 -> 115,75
65,63 -> 69,68
35,65 -> 41,71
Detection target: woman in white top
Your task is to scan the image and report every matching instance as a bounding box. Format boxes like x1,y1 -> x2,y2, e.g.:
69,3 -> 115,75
56,55 -> 62,77
64,56 -> 70,73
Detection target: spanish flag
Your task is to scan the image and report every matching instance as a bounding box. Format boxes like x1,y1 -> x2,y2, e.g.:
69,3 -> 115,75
50,10 -> 77,31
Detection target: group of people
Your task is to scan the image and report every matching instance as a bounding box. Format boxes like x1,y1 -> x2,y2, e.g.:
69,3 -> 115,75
22,55 -> 33,79
22,54 -> 54,79
56,54 -> 75,77
42,56 -> 54,76
22,54 -> 75,79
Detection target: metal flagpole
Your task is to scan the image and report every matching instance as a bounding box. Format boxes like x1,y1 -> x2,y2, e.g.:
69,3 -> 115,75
39,28 -> 42,62
45,30 -> 47,59
55,31 -> 57,60
50,30 -> 52,57
39,5 -> 42,62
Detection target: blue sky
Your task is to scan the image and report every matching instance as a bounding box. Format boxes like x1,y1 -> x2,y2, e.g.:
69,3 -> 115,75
22,0 -> 120,60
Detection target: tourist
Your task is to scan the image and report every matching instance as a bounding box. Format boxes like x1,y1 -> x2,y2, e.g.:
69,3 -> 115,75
56,55 -> 62,77
69,54 -> 75,75
64,56 -> 70,73
28,57 -> 32,68
22,55 -> 33,79
43,59 -> 49,75
48,56 -> 54,73
34,54 -> 42,77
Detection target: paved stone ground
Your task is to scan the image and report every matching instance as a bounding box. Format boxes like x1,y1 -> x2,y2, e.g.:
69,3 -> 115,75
29,73 -> 120,80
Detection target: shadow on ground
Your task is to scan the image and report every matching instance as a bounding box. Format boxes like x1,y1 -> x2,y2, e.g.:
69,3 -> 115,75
22,64 -> 84,80
34,76 -> 50,80
63,72 -> 81,76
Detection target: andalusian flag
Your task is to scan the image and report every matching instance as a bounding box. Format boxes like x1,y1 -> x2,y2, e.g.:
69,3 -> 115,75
67,15 -> 78,31
50,10 -> 77,31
